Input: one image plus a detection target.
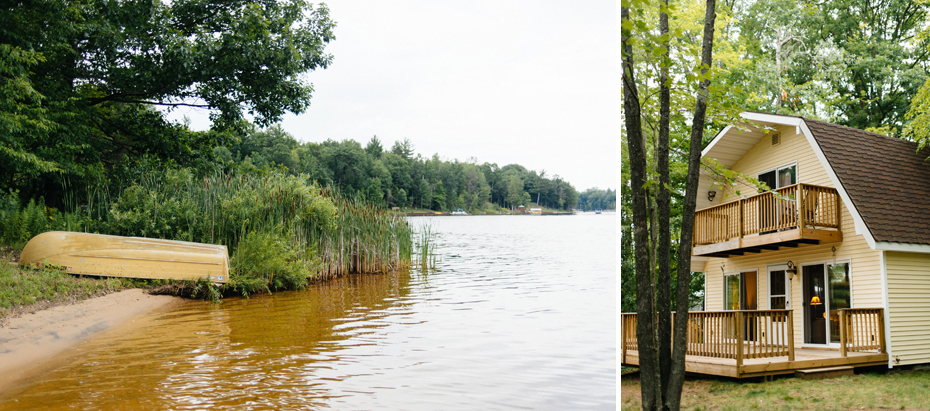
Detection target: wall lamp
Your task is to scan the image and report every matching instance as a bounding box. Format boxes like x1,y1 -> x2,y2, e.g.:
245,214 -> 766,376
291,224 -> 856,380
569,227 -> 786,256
786,261 -> 797,280
708,191 -> 716,202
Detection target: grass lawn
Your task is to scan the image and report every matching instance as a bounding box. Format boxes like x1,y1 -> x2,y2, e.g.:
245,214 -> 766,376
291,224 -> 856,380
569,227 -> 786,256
621,367 -> 930,410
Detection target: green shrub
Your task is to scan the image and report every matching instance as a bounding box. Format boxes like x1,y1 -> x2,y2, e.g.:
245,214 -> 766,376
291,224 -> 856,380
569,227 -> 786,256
226,229 -> 315,297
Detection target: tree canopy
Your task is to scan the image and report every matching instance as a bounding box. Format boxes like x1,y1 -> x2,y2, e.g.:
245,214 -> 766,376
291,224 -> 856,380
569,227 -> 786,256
0,0 -> 335,200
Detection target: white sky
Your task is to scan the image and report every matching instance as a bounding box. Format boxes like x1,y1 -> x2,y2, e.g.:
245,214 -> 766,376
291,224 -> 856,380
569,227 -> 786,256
170,0 -> 617,191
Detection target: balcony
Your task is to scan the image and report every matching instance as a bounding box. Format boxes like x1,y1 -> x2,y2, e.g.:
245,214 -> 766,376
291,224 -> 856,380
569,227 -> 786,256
693,183 -> 842,257
620,309 -> 887,378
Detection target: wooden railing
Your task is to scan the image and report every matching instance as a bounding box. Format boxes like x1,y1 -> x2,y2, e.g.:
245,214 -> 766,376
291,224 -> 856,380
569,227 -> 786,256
839,308 -> 886,357
620,310 -> 795,367
694,183 -> 840,246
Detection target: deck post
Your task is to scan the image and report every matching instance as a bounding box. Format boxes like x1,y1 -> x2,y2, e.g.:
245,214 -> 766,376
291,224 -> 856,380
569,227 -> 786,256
621,314 -> 627,363
797,184 -> 805,228
738,200 -> 744,238
787,311 -> 795,362
736,311 -> 744,376
839,309 -> 848,357
878,309 -> 887,355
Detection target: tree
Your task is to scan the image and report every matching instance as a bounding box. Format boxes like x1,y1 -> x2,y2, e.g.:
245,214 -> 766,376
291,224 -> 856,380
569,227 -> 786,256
366,135 -> 383,159
623,0 -> 717,409
0,0 -> 335,197
391,138 -> 415,160
505,174 -> 524,210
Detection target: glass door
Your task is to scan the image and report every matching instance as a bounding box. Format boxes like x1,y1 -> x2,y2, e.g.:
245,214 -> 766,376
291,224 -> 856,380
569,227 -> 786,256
802,263 -> 852,345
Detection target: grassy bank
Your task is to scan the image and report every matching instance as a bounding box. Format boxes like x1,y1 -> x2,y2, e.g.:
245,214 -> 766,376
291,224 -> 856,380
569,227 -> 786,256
0,249 -> 134,321
621,367 -> 930,410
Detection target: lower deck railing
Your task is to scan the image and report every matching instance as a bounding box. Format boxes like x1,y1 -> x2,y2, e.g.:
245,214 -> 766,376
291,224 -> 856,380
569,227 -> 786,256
621,308 -> 885,369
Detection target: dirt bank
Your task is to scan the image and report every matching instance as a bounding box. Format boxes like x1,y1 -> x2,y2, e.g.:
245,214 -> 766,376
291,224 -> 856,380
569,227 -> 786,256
0,289 -> 179,394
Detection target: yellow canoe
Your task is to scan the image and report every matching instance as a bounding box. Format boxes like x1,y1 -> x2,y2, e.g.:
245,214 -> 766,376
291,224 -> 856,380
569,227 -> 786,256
20,232 -> 229,283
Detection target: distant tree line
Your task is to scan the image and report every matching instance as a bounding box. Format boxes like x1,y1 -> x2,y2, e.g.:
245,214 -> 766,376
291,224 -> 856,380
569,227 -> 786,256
577,188 -> 616,211
215,127 -> 579,212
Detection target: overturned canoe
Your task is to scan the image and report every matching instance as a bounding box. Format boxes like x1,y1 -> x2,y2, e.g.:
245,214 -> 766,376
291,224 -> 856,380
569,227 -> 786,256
20,231 -> 229,283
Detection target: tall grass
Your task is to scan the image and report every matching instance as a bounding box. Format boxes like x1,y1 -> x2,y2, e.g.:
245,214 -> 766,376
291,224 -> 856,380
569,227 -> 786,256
0,168 -> 417,299
318,190 -> 413,278
413,222 -> 438,271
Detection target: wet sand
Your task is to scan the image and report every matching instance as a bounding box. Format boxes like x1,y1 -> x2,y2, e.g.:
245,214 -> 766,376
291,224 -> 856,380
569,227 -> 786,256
0,289 -> 179,394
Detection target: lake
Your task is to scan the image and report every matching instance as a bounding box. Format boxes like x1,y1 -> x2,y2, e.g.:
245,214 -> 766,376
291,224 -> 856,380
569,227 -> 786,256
0,213 -> 616,410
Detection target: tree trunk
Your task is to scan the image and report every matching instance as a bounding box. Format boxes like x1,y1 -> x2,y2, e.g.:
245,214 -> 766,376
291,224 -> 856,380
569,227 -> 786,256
656,2 -> 673,408
622,5 -> 659,411
666,1 -> 716,410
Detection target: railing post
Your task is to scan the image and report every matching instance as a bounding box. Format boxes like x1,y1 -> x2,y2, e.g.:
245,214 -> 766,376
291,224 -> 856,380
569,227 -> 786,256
738,199 -> 744,238
621,314 -> 627,363
839,309 -> 848,357
736,311 -> 744,372
797,184 -> 805,228
787,310 -> 795,362
879,309 -> 887,354
835,189 -> 841,227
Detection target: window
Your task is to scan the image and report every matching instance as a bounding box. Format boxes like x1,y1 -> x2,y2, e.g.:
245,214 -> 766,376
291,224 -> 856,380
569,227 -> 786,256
724,272 -> 757,310
758,163 -> 797,191
770,270 -> 787,310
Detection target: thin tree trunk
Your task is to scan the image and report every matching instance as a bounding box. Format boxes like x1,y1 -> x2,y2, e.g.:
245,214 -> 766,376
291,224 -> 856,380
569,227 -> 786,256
666,1 -> 716,410
656,1 -> 673,408
622,5 -> 659,411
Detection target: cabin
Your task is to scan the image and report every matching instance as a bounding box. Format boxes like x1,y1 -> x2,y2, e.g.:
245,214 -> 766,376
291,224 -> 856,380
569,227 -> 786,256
621,112 -> 930,378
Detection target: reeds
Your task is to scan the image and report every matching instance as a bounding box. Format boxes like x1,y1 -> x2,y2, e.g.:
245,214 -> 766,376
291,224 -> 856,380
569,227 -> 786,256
413,222 -> 438,271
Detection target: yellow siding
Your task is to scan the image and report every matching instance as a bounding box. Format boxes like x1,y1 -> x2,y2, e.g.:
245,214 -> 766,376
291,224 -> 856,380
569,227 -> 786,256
885,251 -> 930,366
700,123 -> 883,349
717,125 -> 833,201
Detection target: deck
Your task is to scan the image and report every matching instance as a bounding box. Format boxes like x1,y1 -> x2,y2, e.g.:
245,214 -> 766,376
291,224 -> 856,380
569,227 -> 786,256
693,183 -> 842,257
620,309 -> 888,378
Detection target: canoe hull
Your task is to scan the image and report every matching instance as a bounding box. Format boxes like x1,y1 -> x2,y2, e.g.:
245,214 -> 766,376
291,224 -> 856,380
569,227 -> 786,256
20,232 -> 230,283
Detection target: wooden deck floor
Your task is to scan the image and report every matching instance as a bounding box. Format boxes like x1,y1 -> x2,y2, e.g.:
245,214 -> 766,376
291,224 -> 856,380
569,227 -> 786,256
622,348 -> 887,378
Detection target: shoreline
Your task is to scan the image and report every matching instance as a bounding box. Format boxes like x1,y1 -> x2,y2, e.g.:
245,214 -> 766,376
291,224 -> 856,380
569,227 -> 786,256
0,289 -> 180,395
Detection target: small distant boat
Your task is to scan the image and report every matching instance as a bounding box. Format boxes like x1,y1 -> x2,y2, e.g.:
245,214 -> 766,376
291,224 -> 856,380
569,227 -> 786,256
595,209 -> 602,214
20,231 -> 229,283
451,208 -> 468,215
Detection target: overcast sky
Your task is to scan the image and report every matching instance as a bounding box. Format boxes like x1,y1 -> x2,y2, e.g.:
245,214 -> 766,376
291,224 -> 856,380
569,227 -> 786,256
170,0 -> 616,191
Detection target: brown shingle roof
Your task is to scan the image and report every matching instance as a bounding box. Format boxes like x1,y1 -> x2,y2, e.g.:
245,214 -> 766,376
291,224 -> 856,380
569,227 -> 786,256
805,118 -> 930,245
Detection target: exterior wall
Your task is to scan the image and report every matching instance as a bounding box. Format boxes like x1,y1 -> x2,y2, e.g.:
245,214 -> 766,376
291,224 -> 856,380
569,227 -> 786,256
700,123 -> 883,348
885,251 -> 930,366
718,124 -> 832,201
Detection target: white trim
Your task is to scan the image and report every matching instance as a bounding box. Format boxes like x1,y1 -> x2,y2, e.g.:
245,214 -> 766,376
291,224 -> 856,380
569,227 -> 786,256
880,250 -> 893,368
795,120 -> 877,249
741,112 -> 804,127
701,125 -> 733,157
874,242 -> 930,253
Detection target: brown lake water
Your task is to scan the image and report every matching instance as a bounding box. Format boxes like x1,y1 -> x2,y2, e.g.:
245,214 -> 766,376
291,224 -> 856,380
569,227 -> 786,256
0,213 -> 616,410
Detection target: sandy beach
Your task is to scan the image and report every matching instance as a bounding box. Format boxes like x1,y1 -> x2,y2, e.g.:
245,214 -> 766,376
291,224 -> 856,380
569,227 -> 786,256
0,289 -> 179,394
